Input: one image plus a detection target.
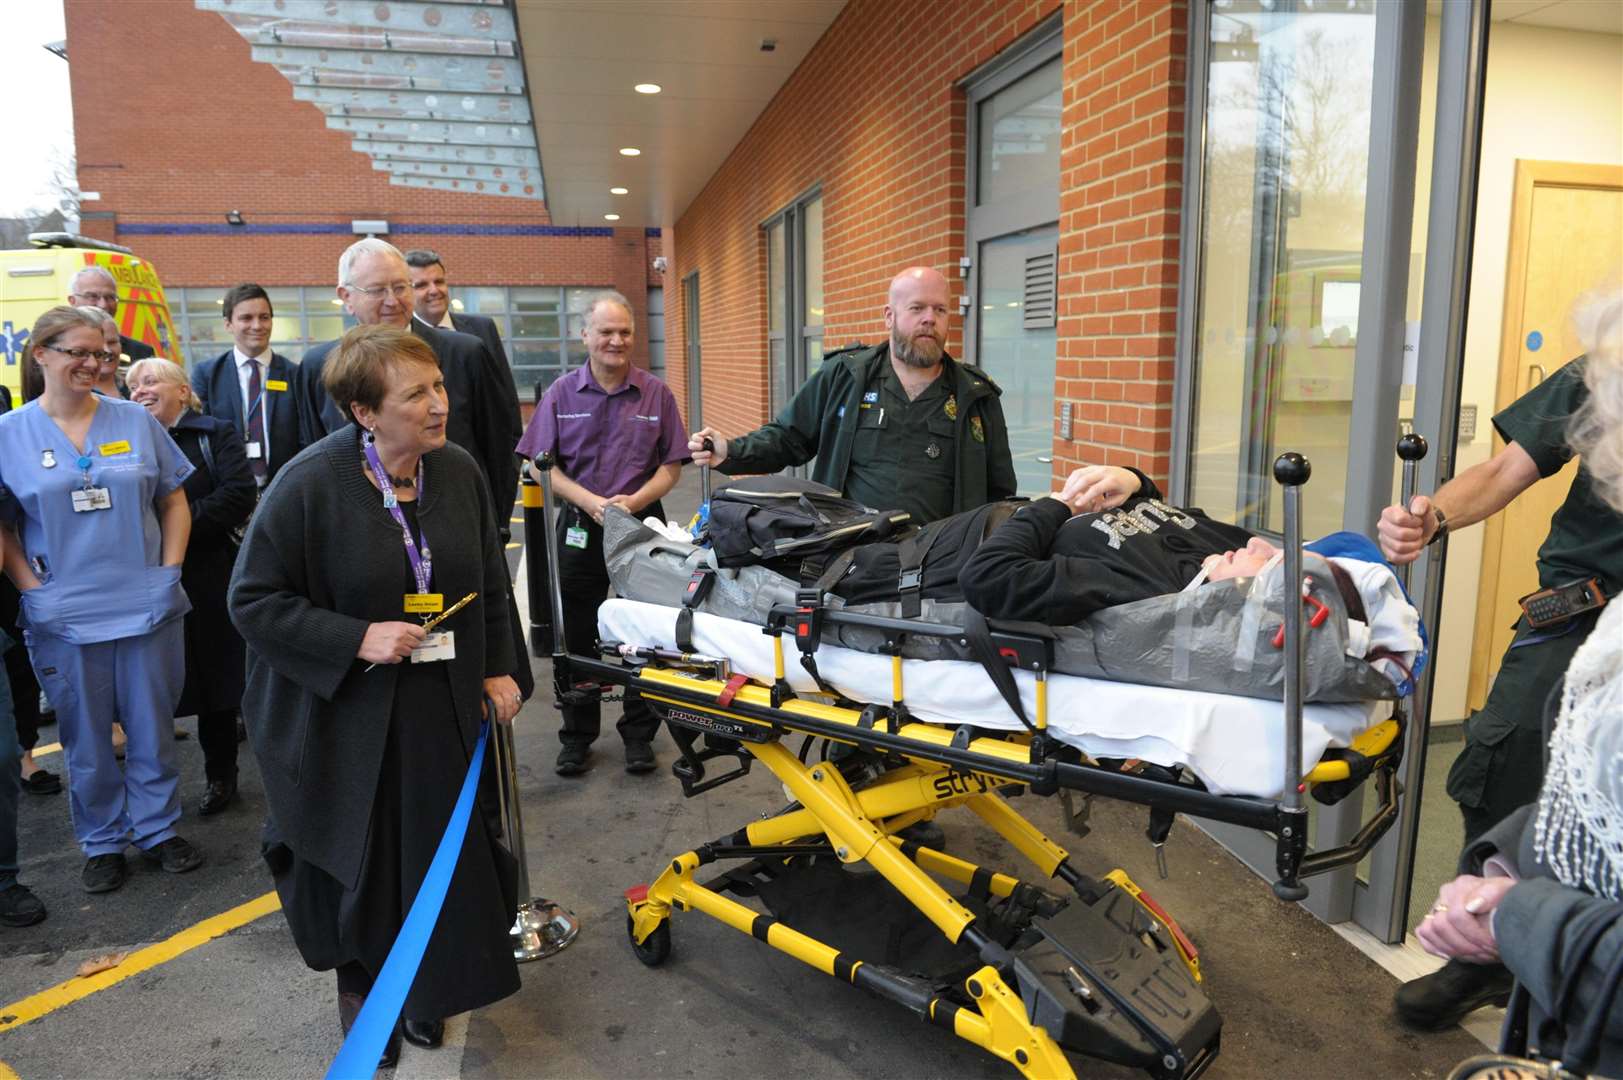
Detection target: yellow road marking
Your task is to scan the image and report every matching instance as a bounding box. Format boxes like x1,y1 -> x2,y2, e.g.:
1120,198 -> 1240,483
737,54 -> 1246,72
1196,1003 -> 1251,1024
0,890 -> 282,1035
30,742 -> 60,759
510,515 -> 524,523
0,1059 -> 19,1079
505,542 -> 520,550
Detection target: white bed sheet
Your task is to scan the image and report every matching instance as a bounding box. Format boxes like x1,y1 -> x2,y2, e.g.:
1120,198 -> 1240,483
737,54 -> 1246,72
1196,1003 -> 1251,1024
598,599 -> 1390,799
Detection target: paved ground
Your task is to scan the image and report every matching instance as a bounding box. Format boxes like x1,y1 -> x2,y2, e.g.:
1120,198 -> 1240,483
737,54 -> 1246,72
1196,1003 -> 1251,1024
0,471 -> 1489,1078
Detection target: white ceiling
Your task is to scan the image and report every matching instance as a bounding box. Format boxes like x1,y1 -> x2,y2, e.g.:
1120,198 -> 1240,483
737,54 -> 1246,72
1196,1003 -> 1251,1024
515,0 -> 847,229
1427,0 -> 1623,35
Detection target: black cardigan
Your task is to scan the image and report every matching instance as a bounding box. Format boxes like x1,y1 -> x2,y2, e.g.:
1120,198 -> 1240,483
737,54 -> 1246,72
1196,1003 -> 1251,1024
228,424 -> 516,890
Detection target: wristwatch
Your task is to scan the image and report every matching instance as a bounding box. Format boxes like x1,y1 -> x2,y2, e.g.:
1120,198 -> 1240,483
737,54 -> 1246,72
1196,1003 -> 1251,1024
1426,505 -> 1450,546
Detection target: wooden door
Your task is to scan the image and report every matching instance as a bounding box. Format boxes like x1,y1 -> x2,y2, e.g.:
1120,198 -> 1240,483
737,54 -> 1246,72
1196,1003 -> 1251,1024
1467,160 -> 1623,710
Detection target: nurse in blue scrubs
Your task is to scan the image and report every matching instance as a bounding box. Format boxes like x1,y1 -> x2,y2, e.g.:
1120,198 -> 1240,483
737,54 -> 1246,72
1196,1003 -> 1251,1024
0,306 -> 204,895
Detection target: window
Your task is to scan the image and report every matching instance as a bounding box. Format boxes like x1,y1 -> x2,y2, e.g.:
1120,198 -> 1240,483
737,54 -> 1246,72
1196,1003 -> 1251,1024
765,191 -> 824,413
646,286 -> 666,381
169,284 -> 608,405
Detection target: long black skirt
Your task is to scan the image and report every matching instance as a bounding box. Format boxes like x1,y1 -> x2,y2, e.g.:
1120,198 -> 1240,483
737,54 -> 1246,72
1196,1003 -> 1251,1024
270,662 -> 521,1021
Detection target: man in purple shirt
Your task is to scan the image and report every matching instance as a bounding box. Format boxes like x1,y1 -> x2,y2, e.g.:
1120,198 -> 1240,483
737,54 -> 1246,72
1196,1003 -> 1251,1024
517,291 -> 689,776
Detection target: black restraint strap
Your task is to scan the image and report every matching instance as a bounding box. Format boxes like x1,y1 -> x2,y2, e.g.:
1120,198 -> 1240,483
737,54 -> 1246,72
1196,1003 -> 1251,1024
674,568 -> 715,653
963,608 -> 1035,734
895,520 -> 945,619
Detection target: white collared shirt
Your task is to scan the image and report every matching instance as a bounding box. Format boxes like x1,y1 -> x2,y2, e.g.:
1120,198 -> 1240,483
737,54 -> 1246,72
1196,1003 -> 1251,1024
436,310 -> 455,330
234,346 -> 271,466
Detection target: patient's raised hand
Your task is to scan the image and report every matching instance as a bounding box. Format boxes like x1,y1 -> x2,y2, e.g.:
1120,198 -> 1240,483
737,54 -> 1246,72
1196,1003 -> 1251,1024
1054,465 -> 1142,515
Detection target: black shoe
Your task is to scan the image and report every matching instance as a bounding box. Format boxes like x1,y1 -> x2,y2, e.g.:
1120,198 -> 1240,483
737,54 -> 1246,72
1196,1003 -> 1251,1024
1394,959 -> 1514,1030
83,853 -> 128,894
338,992 -> 403,1069
142,836 -> 205,874
555,745 -> 590,776
402,1018 -> 444,1048
199,778 -> 238,816
0,883 -> 46,927
624,742 -> 656,774
896,819 -> 946,849
21,769 -> 61,795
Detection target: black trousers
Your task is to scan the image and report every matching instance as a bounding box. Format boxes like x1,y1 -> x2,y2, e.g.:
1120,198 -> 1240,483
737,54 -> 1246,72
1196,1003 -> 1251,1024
1445,610 -> 1599,846
555,503 -> 661,749
197,708 -> 238,784
5,641 -> 40,754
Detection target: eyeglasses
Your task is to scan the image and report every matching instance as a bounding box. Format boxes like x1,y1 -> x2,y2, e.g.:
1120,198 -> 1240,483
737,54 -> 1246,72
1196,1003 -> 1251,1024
345,281 -> 413,299
43,345 -> 119,363
72,292 -> 119,305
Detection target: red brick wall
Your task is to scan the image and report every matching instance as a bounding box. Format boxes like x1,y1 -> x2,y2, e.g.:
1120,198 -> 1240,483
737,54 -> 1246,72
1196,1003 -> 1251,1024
64,0 -> 657,365
669,0 -> 1187,487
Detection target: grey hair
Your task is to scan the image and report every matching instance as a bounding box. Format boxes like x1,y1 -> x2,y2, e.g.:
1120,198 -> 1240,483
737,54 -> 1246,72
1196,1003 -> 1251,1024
126,356 -> 189,389
582,289 -> 633,326
68,265 -> 117,294
1568,284 -> 1623,513
337,237 -> 406,286
75,305 -> 116,329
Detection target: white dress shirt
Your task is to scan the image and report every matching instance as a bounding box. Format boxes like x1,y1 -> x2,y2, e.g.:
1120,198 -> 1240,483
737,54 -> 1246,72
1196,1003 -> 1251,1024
234,346 -> 271,470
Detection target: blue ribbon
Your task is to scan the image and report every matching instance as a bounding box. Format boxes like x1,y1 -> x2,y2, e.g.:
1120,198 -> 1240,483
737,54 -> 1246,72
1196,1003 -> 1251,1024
325,719 -> 491,1080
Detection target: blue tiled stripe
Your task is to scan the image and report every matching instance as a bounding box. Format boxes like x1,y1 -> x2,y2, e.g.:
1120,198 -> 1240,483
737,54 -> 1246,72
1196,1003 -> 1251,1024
117,222 -> 616,238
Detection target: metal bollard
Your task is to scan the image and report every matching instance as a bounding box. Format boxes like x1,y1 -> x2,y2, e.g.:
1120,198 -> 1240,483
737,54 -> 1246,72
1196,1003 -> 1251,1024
492,712 -> 580,961
520,474 -> 553,656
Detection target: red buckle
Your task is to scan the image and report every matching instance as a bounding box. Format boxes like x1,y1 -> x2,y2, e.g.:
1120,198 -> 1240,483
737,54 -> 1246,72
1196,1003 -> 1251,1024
625,884 -> 650,903
716,673 -> 749,707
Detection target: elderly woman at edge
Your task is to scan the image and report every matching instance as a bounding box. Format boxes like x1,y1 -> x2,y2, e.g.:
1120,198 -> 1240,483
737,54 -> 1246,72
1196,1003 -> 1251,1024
228,324 -> 521,1068
128,358 -> 257,814
1416,288 -> 1623,1075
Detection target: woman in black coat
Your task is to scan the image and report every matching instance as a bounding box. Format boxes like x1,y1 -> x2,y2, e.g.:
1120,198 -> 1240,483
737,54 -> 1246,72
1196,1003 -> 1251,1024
128,359 -> 257,814
228,325 -> 522,1067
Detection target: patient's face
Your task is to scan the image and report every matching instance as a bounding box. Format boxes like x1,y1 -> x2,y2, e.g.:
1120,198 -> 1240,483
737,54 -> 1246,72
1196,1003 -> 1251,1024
1204,537 -> 1279,582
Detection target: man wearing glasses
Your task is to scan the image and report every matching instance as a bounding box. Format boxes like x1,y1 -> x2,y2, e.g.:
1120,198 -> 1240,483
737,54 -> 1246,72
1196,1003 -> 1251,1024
67,267 -> 153,363
294,239 -> 518,516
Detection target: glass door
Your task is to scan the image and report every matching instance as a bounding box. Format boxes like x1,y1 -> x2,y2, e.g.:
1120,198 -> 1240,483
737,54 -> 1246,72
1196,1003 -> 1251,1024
976,225 -> 1058,495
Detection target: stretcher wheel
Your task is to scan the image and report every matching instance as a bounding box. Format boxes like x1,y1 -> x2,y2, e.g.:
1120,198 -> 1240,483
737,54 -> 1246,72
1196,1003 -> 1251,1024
626,914 -> 672,967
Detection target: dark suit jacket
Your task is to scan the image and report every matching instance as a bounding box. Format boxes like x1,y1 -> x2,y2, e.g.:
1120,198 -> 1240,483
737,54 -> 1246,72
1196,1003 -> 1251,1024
191,349 -> 304,481
298,320 -> 517,510
170,411 -> 257,715
120,334 -> 154,362
428,313 -> 522,524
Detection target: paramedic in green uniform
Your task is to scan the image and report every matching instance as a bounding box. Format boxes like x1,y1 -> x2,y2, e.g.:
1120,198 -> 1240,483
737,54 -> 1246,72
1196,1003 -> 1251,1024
1379,354 -> 1623,1030
689,266 -> 1017,524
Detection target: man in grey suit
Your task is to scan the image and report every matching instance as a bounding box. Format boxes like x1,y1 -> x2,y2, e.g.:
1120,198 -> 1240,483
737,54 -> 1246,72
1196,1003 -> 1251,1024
404,249 -> 524,530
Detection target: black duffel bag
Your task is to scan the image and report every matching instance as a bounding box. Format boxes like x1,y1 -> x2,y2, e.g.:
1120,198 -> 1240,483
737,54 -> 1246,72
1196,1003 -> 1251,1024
704,476 -> 914,576
810,498 -> 1026,617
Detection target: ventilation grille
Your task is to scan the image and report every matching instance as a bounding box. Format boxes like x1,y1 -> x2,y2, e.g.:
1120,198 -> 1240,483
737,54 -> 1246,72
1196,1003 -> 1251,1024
1023,249 -> 1057,329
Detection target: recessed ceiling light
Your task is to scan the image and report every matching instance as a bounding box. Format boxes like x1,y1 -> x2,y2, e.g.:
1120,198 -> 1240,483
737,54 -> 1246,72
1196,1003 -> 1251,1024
604,213 -> 621,221
610,186 -> 628,195
619,147 -> 641,156
634,83 -> 661,95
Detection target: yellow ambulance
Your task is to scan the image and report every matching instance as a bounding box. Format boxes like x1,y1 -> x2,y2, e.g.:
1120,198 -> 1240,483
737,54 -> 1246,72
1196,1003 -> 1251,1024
0,233 -> 180,402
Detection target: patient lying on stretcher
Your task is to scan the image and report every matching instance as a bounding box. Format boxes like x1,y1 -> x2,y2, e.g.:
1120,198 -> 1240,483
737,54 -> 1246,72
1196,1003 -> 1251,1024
958,464 -> 1418,681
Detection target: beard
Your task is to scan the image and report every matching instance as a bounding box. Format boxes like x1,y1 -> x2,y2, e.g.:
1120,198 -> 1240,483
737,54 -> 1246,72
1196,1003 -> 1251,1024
891,327 -> 944,368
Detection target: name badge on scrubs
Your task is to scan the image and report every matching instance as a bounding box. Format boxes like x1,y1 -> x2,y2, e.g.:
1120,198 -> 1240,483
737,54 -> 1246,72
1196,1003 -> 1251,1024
72,487 -> 112,512
404,593 -> 444,615
245,441 -> 263,460
565,526 -> 589,549
410,631 -> 455,663
265,379 -> 289,392
98,440 -> 131,457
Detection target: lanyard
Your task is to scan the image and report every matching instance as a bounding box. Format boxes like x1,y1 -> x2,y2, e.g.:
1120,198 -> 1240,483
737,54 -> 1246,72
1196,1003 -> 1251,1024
75,454 -> 95,491
362,439 -> 432,595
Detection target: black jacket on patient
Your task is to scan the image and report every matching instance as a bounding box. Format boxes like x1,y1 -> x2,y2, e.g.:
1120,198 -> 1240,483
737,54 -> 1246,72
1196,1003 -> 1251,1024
960,471 -> 1255,625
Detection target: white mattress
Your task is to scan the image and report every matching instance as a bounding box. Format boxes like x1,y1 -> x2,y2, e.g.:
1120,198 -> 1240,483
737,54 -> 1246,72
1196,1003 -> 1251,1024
598,599 -> 1390,799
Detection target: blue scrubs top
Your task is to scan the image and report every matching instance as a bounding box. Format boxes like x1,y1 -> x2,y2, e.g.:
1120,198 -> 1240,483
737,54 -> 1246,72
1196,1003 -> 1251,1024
0,397 -> 194,644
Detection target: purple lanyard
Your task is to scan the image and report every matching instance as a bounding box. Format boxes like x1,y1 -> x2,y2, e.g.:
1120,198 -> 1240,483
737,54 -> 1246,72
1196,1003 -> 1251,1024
362,440 -> 432,595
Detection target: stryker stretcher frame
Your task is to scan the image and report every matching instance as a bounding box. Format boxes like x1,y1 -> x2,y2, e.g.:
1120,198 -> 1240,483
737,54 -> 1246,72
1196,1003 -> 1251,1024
522,438 -> 1429,1080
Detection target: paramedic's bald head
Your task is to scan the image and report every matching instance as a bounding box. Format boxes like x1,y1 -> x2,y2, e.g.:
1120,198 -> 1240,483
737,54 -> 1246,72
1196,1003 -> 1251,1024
885,267 -> 950,370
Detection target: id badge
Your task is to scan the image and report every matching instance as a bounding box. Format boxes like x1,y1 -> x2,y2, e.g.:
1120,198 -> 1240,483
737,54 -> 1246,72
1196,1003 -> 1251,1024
565,526 -> 589,550
245,441 -> 263,460
404,593 -> 444,615
72,487 -> 112,513
410,631 -> 456,664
